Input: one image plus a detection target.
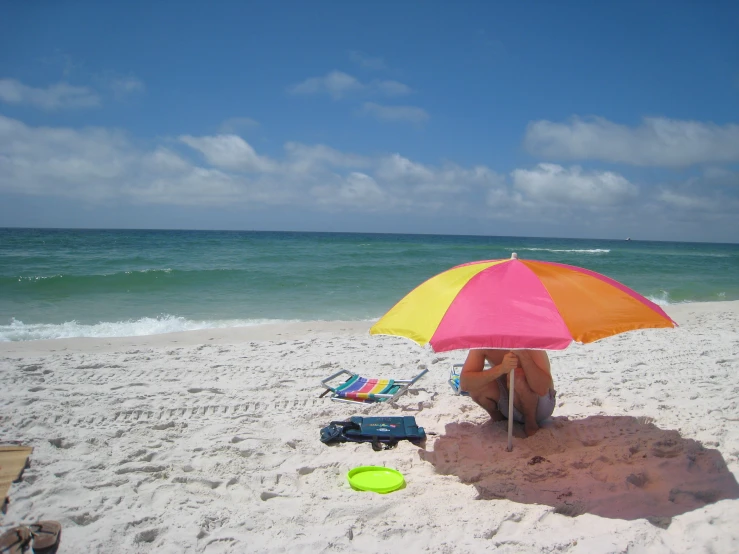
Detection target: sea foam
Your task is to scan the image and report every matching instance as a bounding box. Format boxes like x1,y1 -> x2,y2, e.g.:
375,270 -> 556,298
0,315 -> 295,342
515,248 -> 610,254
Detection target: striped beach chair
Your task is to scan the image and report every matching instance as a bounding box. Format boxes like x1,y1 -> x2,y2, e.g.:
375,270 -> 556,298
319,368 -> 429,404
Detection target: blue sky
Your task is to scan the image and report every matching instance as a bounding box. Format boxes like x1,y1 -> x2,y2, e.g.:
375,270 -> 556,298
1,1 -> 737,242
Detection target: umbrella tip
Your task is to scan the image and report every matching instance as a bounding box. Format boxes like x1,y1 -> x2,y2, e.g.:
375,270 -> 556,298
511,252 -> 518,259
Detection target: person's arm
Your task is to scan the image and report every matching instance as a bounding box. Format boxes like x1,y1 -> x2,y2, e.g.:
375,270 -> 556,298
460,350 -> 515,392
513,350 -> 551,396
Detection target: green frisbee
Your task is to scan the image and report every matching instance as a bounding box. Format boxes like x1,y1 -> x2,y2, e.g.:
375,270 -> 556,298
347,466 -> 405,494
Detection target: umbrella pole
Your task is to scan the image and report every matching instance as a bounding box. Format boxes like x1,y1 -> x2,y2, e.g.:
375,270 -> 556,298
507,373 -> 514,452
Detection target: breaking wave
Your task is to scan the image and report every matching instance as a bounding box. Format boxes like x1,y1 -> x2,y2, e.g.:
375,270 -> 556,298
515,248 -> 610,254
0,315 -> 297,342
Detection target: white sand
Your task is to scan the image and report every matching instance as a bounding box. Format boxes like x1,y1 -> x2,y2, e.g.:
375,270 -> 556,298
1,302 -> 739,553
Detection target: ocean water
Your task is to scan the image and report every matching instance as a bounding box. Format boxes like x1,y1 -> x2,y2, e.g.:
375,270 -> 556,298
1,228 -> 738,342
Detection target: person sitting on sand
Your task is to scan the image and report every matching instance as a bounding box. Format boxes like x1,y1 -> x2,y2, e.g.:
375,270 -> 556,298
460,349 -> 555,437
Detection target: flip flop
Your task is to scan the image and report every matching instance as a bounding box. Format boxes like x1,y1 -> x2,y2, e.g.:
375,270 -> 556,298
0,526 -> 31,554
28,522 -> 61,554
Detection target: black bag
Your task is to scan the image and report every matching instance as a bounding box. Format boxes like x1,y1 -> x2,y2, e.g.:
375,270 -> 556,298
320,416 -> 426,451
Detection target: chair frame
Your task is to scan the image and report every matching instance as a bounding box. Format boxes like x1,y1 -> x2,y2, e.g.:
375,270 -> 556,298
320,368 -> 429,404
449,362 -> 491,396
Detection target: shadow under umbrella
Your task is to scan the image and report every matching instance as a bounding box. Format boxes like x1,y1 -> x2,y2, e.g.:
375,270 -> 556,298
418,415 -> 739,527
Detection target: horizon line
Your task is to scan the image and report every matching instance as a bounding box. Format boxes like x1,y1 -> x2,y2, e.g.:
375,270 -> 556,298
1,226 -> 737,246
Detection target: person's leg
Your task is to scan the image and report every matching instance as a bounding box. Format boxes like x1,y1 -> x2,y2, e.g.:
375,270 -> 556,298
535,389 -> 556,423
468,379 -> 505,421
507,368 -> 541,436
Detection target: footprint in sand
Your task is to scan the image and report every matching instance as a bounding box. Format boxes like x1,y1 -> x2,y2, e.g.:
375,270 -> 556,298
257,472 -> 295,500
134,528 -> 160,544
574,428 -> 602,448
555,501 -> 587,517
69,512 -> 103,526
172,476 -> 222,490
650,438 -> 683,458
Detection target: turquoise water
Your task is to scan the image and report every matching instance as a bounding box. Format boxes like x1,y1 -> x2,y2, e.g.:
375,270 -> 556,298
1,228 -> 738,341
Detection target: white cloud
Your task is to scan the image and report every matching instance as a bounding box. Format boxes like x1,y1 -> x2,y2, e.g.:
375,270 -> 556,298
2,115 -> 737,241
180,134 -> 277,173
374,80 -> 413,96
511,163 -> 638,205
0,115 -> 498,214
376,153 -> 435,183
288,71 -> 412,99
0,78 -> 100,110
143,147 -> 192,173
107,75 -> 145,98
288,71 -> 363,99
486,186 -> 523,211
284,142 -> 369,174
657,190 -> 720,211
525,116 -> 739,167
348,51 -> 386,70
361,102 -> 429,123
0,116 -> 260,206
312,172 -> 387,208
701,166 -> 739,186
375,154 -> 504,201
0,114 -> 131,199
125,167 -> 243,207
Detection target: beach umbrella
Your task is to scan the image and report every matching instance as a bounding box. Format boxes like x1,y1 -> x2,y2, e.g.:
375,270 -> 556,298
369,253 -> 677,451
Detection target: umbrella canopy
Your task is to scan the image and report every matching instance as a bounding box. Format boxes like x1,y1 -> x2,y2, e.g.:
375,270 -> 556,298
370,254 -> 677,352
370,253 -> 677,452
